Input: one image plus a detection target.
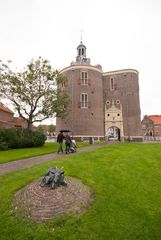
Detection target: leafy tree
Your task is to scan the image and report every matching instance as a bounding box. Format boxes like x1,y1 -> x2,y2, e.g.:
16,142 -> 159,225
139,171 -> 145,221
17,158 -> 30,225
48,124 -> 56,133
37,125 -> 44,133
0,57 -> 69,130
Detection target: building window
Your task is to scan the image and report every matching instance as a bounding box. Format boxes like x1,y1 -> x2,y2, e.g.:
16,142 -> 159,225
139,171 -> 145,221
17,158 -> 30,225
106,100 -> 110,105
81,71 -> 88,85
106,100 -> 110,110
79,48 -> 84,56
116,100 -> 120,104
61,81 -> 65,89
80,93 -> 88,109
110,77 -> 114,90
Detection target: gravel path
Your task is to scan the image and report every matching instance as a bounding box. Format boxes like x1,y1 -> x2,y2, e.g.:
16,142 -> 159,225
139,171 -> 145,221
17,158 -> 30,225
0,143 -> 108,175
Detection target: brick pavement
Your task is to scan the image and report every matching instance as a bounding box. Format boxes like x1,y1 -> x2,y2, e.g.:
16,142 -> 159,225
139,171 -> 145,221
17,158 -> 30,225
13,176 -> 93,222
0,143 -> 108,175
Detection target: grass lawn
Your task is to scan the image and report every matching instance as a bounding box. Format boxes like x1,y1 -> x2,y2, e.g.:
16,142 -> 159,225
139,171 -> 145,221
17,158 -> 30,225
0,142 -> 90,164
1,143 -> 161,239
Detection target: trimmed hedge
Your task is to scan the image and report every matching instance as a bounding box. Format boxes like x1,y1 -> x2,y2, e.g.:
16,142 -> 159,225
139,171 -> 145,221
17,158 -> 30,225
0,128 -> 46,150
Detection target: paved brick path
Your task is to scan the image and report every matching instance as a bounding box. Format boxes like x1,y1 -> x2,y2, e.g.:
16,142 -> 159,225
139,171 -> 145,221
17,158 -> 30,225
0,143 -> 108,175
13,176 -> 93,222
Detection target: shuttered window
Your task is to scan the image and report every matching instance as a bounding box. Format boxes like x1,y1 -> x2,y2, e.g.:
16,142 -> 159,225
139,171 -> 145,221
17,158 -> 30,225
80,71 -> 88,85
80,93 -> 88,108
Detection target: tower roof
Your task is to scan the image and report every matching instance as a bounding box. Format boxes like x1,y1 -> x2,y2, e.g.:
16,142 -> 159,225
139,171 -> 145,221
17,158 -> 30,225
77,41 -> 86,50
70,40 -> 90,66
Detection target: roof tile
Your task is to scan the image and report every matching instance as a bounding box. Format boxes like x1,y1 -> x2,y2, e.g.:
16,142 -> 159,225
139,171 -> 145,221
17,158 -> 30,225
148,115 -> 161,125
0,102 -> 13,114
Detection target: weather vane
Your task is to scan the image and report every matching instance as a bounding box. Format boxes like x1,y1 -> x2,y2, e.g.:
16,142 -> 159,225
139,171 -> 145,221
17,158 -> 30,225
80,29 -> 83,42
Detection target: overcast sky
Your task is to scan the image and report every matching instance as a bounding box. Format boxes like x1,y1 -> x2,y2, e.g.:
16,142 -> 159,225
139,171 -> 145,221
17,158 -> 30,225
0,0 -> 161,123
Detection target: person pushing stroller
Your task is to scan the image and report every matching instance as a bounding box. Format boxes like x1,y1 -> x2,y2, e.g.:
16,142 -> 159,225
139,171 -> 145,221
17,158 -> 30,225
65,134 -> 77,154
65,133 -> 72,154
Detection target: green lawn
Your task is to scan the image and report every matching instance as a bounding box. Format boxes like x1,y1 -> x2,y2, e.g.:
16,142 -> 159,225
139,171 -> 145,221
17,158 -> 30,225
0,142 -> 89,164
1,143 -> 161,239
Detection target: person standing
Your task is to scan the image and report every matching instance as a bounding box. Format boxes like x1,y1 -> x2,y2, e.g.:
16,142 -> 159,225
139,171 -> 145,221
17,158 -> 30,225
57,131 -> 64,154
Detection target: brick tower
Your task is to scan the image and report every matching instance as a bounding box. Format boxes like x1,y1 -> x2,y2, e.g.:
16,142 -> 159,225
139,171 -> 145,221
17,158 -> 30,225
56,41 -> 142,142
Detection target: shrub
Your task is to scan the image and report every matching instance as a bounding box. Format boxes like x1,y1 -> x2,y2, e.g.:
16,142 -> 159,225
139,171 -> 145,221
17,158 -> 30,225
0,128 -> 46,150
31,131 -> 47,147
0,142 -> 9,151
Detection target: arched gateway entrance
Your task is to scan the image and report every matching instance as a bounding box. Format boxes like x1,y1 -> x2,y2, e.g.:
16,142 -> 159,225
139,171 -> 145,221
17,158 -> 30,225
105,100 -> 124,142
106,126 -> 120,141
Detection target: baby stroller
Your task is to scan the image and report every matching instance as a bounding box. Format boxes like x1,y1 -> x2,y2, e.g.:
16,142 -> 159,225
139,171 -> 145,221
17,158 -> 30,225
70,139 -> 77,153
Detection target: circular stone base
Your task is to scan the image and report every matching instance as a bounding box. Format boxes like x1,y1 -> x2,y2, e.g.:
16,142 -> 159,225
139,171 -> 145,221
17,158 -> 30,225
13,177 -> 93,222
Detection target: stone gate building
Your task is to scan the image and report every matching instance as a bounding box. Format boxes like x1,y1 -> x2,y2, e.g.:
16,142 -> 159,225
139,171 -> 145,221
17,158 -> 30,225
56,41 -> 142,142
